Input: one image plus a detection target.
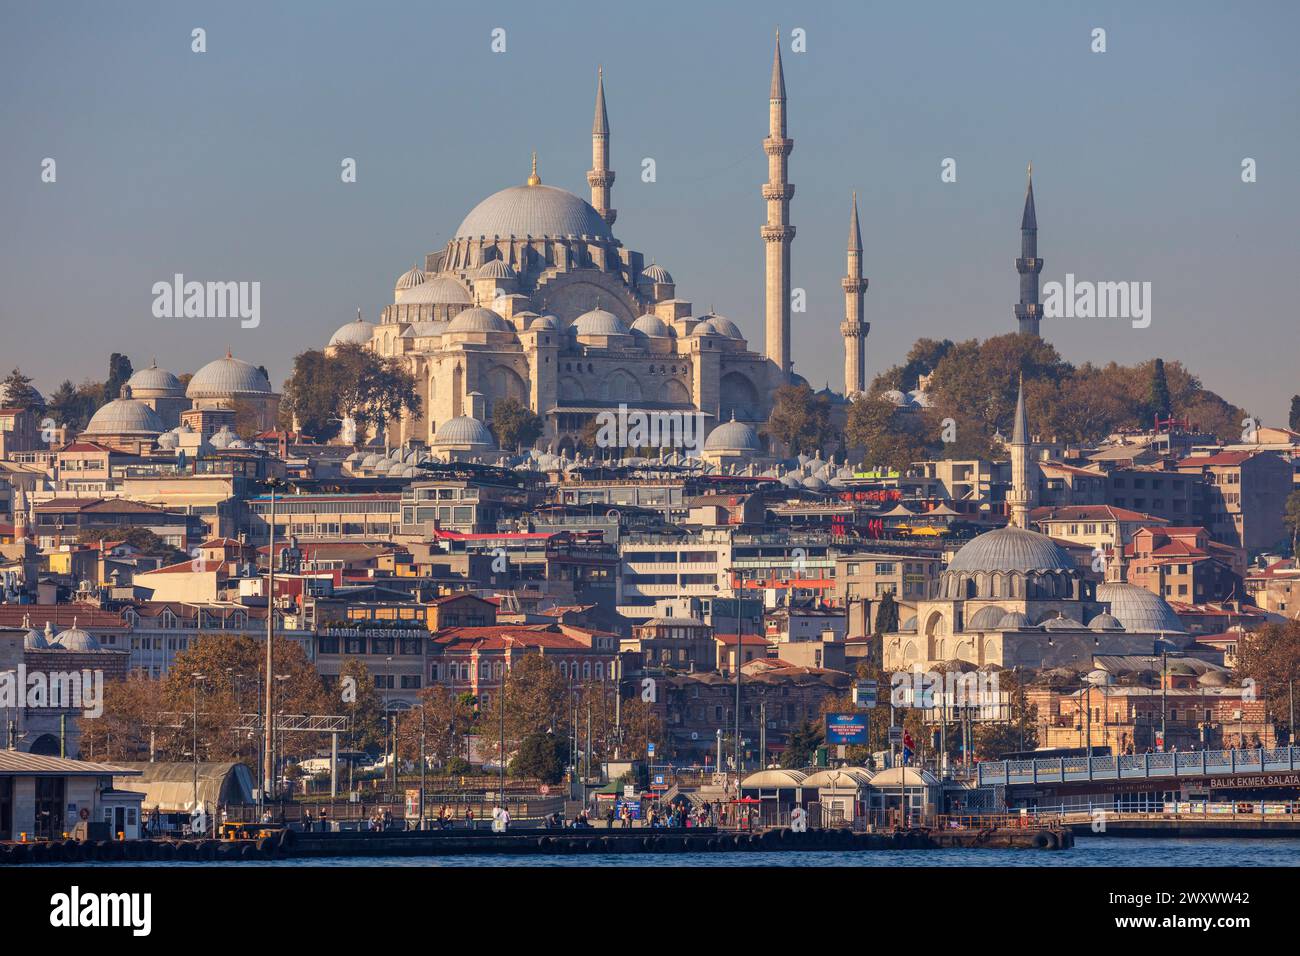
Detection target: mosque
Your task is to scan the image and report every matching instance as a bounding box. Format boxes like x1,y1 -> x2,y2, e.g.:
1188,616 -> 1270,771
883,380 -> 1193,672
325,41 -> 862,456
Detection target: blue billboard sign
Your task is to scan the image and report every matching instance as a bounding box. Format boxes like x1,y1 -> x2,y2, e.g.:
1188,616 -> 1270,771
825,712 -> 870,746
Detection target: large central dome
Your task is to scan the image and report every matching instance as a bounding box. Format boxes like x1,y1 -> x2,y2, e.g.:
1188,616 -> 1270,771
947,526 -> 1076,573
454,184 -> 614,242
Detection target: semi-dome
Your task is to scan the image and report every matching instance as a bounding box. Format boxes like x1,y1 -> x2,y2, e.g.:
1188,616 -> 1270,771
187,353 -> 271,399
84,394 -> 165,436
475,259 -> 516,279
454,183 -> 614,242
572,308 -> 628,336
329,315 -> 377,347
947,527 -> 1076,574
394,265 -> 426,293
630,314 -> 673,337
447,307 -> 514,334
704,419 -> 761,453
127,360 -> 182,395
400,275 -> 472,305
967,605 -> 1008,630
641,263 -> 673,284
1096,583 -> 1186,634
432,415 -> 497,449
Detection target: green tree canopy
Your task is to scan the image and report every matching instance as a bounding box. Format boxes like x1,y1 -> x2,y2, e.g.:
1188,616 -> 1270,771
489,397 -> 543,452
763,382 -> 835,455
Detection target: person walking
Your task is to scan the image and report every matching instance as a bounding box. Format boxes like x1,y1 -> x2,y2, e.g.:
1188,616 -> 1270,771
465,806 -> 475,830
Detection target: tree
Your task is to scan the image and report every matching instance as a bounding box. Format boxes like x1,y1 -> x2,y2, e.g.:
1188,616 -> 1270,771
78,673 -> 164,761
47,379 -> 100,432
972,668 -> 1038,759
763,382 -> 835,455
1290,395 -> 1300,433
510,731 -> 568,783
395,685 -> 479,767
337,658 -> 386,753
1,368 -> 44,410
1148,357 -> 1172,423
1235,620 -> 1300,732
844,394 -> 930,471
780,719 -> 823,769
874,591 -> 899,635
489,397 -> 543,452
103,353 -> 133,406
501,653 -> 570,743
1285,490 -> 1300,559
76,526 -> 179,557
280,350 -> 341,441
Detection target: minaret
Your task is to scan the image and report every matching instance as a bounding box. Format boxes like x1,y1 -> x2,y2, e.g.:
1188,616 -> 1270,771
840,192 -> 869,395
1007,374 -> 1036,528
587,66 -> 616,226
1014,163 -> 1043,336
761,33 -> 795,379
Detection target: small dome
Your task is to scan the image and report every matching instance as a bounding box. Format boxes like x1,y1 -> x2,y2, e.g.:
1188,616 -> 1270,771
329,315 -> 377,347
432,415 -> 497,449
447,307 -> 514,334
700,313 -> 742,338
1096,583 -> 1186,634
572,308 -> 628,336
882,389 -> 908,406
997,610 -> 1034,629
84,396 -> 165,436
529,315 -> 559,331
394,266 -> 427,293
947,527 -> 1077,574
1089,612 -> 1125,631
400,276 -> 472,305
475,259 -> 516,279
127,361 -> 182,395
53,621 -> 100,651
24,624 -> 48,649
361,453 -> 382,468
155,430 -> 180,450
692,319 -> 720,336
801,475 -> 826,490
209,426 -> 238,449
630,314 -> 673,338
1042,613 -> 1081,630
704,419 -> 761,453
642,263 -> 674,285
967,605 -> 1008,630
1197,670 -> 1229,687
187,353 -> 271,398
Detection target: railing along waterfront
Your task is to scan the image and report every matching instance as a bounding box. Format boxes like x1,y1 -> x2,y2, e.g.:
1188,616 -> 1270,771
976,746 -> 1300,786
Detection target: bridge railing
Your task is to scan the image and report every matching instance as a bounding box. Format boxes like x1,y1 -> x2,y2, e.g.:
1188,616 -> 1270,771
977,746 -> 1300,786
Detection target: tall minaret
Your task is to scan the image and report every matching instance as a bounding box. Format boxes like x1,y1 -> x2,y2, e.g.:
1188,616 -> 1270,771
587,66 -> 616,227
1007,374 -> 1036,528
1014,163 -> 1043,336
840,192 -> 869,395
761,34 -> 795,379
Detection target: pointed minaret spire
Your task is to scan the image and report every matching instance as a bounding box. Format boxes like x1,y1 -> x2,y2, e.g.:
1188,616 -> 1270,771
770,30 -> 786,100
1007,373 -> 1036,528
1015,162 -> 1044,336
587,66 -> 616,226
841,191 -> 869,396
762,32 -> 795,380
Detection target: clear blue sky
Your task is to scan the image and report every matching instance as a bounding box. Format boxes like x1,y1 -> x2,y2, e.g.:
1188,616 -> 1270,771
1,1 -> 1296,421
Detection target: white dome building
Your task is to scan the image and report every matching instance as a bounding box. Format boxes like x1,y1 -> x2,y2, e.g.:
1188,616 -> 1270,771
350,61 -> 795,454
185,350 -> 280,433
80,386 -> 166,452
328,311 -> 378,349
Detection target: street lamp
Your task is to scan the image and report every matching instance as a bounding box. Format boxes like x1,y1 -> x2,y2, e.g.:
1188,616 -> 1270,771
262,476 -> 284,804
191,671 -> 205,831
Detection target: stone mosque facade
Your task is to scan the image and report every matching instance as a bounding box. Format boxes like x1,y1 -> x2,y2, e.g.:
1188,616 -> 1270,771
327,42 -> 867,453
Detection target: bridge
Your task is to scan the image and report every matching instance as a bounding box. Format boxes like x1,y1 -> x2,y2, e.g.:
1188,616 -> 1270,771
976,746 -> 1300,787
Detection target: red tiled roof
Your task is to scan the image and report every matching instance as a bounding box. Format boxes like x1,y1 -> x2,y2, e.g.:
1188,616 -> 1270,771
432,625 -> 595,651
1034,505 -> 1165,523
1176,451 -> 1258,468
0,604 -> 127,629
714,633 -> 771,646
